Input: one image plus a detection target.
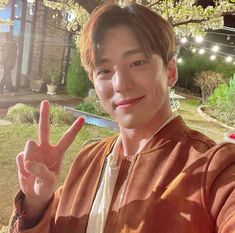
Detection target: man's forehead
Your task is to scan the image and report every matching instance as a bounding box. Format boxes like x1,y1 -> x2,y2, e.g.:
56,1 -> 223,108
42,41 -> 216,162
95,47 -> 146,64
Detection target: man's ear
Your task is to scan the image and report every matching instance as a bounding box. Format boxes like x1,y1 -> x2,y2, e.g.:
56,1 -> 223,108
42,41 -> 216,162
167,58 -> 178,88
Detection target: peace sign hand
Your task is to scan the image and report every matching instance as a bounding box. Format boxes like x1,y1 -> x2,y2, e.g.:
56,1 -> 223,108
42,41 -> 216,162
16,100 -> 85,208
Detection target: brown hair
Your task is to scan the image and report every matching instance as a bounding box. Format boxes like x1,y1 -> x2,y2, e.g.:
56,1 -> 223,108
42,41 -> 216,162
80,3 -> 175,78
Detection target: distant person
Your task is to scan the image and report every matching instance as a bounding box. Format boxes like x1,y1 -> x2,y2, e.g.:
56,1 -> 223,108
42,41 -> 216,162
0,32 -> 17,93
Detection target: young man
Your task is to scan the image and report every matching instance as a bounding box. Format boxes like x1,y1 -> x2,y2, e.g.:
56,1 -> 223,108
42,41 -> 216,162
9,3 -> 235,233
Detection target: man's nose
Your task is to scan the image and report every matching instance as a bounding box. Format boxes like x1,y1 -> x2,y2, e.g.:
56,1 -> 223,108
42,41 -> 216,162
112,67 -> 134,92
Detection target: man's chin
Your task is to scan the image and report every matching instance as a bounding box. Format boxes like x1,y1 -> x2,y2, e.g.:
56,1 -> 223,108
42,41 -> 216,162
117,116 -> 145,130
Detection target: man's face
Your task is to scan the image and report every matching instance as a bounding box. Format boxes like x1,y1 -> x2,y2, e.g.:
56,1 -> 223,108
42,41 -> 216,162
92,25 -> 177,130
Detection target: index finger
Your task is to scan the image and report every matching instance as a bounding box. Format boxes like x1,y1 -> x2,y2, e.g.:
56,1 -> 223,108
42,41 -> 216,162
56,117 -> 85,154
38,100 -> 50,145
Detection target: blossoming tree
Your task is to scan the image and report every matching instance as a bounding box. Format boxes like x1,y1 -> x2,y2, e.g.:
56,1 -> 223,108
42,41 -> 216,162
42,0 -> 235,37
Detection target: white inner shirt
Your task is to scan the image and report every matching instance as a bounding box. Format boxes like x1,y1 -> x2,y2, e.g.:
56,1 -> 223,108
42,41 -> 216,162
86,111 -> 179,233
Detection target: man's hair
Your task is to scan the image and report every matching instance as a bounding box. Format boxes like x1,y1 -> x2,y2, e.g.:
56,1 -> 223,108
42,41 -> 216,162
80,3 -> 175,78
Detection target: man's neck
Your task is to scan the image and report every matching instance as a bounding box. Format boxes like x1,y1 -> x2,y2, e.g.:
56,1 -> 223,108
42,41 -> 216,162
118,110 -> 175,158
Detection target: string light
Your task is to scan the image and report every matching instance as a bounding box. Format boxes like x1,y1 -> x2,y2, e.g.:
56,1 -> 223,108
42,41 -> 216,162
199,48 -> 205,54
177,58 -> 183,63
180,37 -> 187,44
210,55 -> 216,60
225,56 -> 233,62
211,45 -> 220,53
178,33 -> 235,64
192,48 -> 197,53
195,36 -> 204,43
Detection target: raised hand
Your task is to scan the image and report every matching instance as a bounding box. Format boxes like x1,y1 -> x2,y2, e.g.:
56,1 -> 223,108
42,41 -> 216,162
16,100 -> 85,207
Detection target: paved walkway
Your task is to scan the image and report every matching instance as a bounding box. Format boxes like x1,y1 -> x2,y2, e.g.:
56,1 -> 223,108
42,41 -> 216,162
0,88 -> 82,117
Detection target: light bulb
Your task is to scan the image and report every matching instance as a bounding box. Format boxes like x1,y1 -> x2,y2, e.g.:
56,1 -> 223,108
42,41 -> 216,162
199,48 -> 205,54
212,45 -> 219,53
195,36 -> 203,43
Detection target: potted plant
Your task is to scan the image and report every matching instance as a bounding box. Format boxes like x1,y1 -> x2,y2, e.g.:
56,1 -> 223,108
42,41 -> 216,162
43,61 -> 61,95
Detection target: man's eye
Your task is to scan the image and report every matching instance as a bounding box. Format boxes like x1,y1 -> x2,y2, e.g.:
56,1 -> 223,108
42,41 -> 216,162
97,69 -> 110,76
131,60 -> 146,67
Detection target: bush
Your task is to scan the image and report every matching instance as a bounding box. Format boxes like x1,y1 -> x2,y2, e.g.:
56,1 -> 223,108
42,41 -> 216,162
7,103 -> 76,126
50,104 -> 76,126
76,95 -> 110,118
66,49 -> 92,97
194,71 -> 225,103
207,74 -> 235,126
177,51 -> 233,92
178,53 -> 215,92
7,103 -> 39,124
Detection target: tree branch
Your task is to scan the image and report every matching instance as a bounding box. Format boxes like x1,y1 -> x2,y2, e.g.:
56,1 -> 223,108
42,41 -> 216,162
148,0 -> 164,8
172,18 -> 208,27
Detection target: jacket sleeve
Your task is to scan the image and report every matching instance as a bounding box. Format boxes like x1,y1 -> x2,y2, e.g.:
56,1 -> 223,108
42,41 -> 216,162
203,143 -> 235,233
8,187 -> 63,233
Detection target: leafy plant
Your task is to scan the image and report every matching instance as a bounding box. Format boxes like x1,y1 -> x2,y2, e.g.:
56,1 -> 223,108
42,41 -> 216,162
43,60 -> 61,85
7,103 -> 39,124
177,52 -> 233,92
50,104 -> 76,126
66,49 -> 92,97
76,94 -> 110,118
207,74 -> 235,126
194,70 -> 225,103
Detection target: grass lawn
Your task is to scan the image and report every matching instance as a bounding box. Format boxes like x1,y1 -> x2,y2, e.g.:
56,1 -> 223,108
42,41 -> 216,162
179,98 -> 229,143
0,97 -> 231,226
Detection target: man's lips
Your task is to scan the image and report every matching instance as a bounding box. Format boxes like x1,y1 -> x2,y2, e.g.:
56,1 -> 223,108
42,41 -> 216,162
115,96 -> 145,108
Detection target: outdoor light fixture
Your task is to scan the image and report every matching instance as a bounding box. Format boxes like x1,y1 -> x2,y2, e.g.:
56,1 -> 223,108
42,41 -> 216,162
199,48 -> 205,54
211,45 -> 219,53
180,37 -> 187,44
210,55 -> 216,60
225,56 -> 233,62
195,36 -> 203,43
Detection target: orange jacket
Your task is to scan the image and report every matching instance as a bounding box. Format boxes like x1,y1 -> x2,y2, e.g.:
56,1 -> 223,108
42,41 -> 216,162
9,116 -> 235,233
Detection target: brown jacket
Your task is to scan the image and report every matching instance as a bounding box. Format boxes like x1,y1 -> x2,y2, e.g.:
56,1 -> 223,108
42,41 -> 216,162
9,116 -> 235,233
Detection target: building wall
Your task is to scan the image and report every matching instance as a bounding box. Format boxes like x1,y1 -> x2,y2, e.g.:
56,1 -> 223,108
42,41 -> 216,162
30,0 -> 67,85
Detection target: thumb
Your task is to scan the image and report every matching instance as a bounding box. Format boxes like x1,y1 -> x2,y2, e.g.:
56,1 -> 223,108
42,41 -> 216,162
25,161 -> 56,187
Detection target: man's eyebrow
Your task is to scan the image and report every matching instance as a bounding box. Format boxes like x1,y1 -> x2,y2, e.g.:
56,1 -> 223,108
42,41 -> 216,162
122,48 -> 144,58
96,48 -> 145,66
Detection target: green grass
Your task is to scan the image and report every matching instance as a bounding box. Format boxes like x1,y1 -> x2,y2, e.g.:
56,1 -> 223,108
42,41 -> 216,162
0,97 -> 232,226
179,98 -> 229,143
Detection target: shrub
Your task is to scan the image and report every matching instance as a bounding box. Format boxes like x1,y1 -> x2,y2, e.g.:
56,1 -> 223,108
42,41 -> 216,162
7,103 -> 76,126
76,95 -> 110,118
66,49 -> 92,97
207,74 -> 235,126
177,52 -> 233,92
7,103 -> 39,124
50,104 -> 76,126
194,71 -> 225,103
178,53 -> 215,92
